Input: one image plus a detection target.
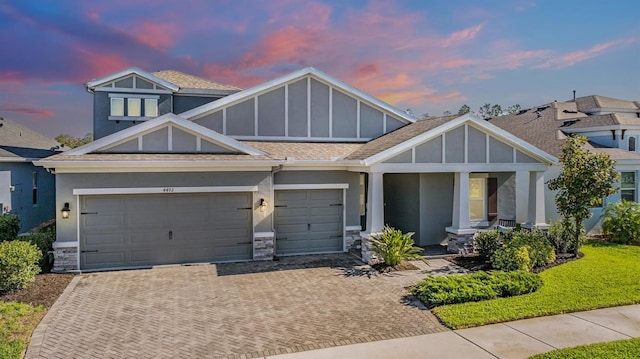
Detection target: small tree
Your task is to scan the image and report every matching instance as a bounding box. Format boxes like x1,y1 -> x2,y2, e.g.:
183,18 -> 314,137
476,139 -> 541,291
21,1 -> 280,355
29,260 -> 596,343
547,136 -> 619,253
55,133 -> 93,148
458,104 -> 472,115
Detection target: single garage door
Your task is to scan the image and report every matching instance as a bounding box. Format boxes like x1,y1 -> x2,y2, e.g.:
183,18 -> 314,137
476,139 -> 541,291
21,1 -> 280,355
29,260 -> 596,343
274,189 -> 343,255
80,192 -> 253,270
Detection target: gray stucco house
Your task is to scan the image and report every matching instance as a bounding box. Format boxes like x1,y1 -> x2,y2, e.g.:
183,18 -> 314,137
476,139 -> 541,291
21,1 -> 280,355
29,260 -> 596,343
0,117 -> 60,232
38,67 -> 556,272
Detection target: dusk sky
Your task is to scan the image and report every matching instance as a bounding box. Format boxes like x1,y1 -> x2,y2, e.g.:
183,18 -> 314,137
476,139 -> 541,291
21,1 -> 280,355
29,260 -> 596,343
1,0 -> 639,138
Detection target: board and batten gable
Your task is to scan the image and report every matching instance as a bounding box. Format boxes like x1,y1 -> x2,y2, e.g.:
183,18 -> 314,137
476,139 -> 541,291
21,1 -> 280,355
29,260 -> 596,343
381,123 -> 543,165
190,74 -> 409,142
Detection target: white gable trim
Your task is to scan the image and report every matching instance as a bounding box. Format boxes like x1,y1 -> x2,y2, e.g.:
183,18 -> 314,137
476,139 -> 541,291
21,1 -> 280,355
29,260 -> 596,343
179,67 -> 416,125
86,67 -> 179,92
63,114 -> 265,156
363,114 -> 557,166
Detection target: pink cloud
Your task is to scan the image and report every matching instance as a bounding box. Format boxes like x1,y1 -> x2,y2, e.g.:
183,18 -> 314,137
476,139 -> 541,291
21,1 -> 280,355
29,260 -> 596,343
131,22 -> 178,51
534,38 -> 636,69
441,24 -> 484,47
73,47 -> 131,80
0,107 -> 54,117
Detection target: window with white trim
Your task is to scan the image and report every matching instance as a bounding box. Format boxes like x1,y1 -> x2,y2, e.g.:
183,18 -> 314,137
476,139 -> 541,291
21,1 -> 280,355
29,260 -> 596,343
469,176 -> 486,221
621,171 -> 636,202
629,137 -> 636,152
109,94 -> 159,119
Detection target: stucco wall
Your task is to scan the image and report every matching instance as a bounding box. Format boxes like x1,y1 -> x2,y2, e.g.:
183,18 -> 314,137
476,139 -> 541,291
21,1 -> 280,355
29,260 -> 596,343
384,173 -> 421,241
0,163 -> 55,232
419,173 -> 454,245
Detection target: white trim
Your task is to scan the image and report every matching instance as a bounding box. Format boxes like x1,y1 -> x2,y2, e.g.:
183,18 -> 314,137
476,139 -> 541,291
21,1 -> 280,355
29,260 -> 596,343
73,186 -> 259,196
464,124 -> 468,163
222,108 -> 227,135
342,188 -> 347,251
108,93 -> 160,99
94,88 -> 171,95
254,96 -> 259,136
329,87 -> 333,137
167,126 -> 173,151
60,114 -> 266,156
307,77 -> 311,138
229,135 -> 370,142
76,194 -> 80,270
38,162 -> 281,173
411,147 -> 416,163
383,113 -> 387,133
196,137 -> 201,151
372,162 -> 550,173
86,67 -> 179,92
137,137 -> 143,151
442,133 -> 446,164
52,241 -> 78,249
486,133 -> 490,163
445,227 -> 477,235
254,232 -> 275,238
345,225 -> 362,232
356,100 -> 361,138
179,67 -> 416,126
284,84 -> 289,137
274,183 -> 349,190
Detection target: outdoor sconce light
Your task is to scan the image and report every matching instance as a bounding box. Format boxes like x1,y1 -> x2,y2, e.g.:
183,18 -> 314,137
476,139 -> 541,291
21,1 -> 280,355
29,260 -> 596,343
259,198 -> 268,212
61,202 -> 71,219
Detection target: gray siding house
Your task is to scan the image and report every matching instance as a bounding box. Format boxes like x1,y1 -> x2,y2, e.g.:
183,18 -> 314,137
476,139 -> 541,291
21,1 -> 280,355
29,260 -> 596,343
38,68 -> 555,272
0,117 -> 61,232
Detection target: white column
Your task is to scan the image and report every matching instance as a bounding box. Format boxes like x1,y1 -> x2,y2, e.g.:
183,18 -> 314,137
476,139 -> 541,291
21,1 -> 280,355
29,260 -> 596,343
447,172 -> 472,233
527,171 -> 547,228
515,171 -> 528,224
366,172 -> 385,233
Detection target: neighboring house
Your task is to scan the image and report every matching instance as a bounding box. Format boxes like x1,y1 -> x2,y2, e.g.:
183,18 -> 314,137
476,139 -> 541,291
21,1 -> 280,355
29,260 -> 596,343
0,117 -> 61,233
489,95 -> 640,233
38,67 -> 555,272
86,68 -> 242,139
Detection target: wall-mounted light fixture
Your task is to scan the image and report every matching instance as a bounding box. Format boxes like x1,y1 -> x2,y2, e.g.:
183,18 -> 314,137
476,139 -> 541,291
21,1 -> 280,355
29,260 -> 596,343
259,198 -> 268,212
61,202 -> 70,219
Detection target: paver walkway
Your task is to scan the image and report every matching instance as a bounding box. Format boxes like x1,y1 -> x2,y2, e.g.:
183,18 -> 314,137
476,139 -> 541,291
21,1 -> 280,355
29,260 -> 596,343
26,255 -> 466,359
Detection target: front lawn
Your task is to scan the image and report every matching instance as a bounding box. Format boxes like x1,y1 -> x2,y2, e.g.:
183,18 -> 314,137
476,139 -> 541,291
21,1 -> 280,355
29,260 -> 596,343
433,242 -> 640,329
0,302 -> 44,358
529,337 -> 640,359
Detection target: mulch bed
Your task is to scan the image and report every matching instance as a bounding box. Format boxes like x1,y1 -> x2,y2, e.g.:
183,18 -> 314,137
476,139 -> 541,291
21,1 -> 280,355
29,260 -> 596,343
371,260 -> 420,273
0,273 -> 75,308
447,252 -> 583,273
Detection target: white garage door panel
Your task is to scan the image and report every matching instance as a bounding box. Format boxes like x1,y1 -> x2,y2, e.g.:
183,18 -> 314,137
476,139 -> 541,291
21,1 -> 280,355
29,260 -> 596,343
275,189 -> 343,255
80,192 -> 253,270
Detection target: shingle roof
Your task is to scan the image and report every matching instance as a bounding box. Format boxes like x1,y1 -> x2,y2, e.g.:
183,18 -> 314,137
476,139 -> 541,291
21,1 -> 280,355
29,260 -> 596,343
575,95 -> 640,112
0,118 -> 62,159
345,115 -> 458,160
243,141 -> 363,160
560,113 -> 640,129
45,153 -> 270,161
152,70 -> 242,92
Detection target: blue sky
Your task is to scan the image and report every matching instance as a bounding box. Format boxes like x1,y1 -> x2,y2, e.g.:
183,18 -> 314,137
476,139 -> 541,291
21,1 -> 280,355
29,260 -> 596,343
1,0 -> 639,137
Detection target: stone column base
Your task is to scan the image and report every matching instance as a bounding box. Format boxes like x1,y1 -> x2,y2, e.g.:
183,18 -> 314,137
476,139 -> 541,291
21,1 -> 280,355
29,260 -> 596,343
52,245 -> 78,272
360,232 -> 381,264
254,232 -> 275,261
345,226 -> 362,257
446,232 -> 477,255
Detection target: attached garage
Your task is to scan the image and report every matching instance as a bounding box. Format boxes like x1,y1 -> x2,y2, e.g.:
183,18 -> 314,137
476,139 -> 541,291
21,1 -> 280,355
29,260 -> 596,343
274,188 -> 344,255
80,192 -> 253,270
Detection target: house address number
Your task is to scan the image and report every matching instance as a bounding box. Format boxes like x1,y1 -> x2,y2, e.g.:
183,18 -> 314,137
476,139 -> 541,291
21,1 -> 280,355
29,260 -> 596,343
162,187 -> 174,193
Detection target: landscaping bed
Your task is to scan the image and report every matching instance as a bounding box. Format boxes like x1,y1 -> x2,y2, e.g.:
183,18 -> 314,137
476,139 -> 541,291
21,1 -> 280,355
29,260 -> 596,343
1,273 -> 74,308
447,252 -> 582,273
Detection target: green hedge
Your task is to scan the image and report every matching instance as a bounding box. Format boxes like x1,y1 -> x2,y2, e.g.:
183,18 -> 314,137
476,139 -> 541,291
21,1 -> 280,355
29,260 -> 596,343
0,214 -> 20,242
0,240 -> 41,293
411,270 -> 542,307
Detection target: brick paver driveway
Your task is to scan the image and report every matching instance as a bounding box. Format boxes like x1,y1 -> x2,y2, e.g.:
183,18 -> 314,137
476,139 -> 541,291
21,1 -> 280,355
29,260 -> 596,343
26,255 -> 464,359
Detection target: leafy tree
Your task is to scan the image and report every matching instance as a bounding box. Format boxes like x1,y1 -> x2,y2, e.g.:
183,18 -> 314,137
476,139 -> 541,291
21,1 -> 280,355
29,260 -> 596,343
547,136 -> 619,253
55,133 -> 93,149
458,104 -> 472,115
420,113 -> 432,120
506,104 -> 522,115
443,110 -> 452,116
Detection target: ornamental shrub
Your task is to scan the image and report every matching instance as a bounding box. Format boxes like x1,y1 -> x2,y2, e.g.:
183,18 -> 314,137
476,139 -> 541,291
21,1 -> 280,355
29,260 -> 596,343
370,225 -> 425,266
0,214 -> 20,242
474,231 -> 501,259
19,230 -> 55,273
547,219 -> 578,254
492,245 -> 531,271
411,270 -> 541,307
0,240 -> 41,293
510,230 -> 556,268
601,200 -> 640,244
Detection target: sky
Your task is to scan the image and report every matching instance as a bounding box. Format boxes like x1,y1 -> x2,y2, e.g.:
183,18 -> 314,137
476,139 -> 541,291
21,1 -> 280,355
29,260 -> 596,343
1,0 -> 639,138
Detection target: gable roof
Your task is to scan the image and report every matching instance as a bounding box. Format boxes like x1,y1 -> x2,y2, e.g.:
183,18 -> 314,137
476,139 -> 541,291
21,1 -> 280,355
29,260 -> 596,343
152,70 -> 242,93
348,113 -> 557,165
560,113 -> 640,130
179,67 -> 417,125
59,113 -> 265,156
86,67 -> 179,92
0,117 -> 62,159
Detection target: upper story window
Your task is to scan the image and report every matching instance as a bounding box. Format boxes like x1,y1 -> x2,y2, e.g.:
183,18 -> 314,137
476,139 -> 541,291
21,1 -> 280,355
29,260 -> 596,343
629,137 -> 636,152
109,94 -> 159,120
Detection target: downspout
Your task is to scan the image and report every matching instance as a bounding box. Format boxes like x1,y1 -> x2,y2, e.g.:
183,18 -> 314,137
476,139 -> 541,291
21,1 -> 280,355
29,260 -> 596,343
270,164 -> 284,258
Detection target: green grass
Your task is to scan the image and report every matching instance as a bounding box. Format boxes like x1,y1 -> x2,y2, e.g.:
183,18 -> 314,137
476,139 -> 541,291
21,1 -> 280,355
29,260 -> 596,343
0,301 -> 44,359
529,337 -> 640,359
433,242 -> 640,329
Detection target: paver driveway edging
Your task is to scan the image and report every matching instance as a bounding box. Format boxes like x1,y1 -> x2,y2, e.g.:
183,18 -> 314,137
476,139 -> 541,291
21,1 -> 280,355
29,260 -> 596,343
24,255 -> 463,359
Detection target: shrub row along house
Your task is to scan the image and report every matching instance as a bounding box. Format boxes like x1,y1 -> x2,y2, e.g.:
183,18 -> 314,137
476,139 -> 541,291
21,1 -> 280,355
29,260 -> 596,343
28,67 -> 640,272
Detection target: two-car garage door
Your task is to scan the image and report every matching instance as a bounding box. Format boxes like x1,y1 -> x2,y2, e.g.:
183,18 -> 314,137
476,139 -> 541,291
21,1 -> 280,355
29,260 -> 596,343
80,192 -> 252,270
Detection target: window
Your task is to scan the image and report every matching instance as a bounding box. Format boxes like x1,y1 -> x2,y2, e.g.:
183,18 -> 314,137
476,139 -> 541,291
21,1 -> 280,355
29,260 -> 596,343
469,177 -> 486,221
630,137 -> 636,152
32,171 -> 38,205
144,98 -> 158,117
127,98 -> 141,117
621,171 -> 636,202
110,98 -> 124,116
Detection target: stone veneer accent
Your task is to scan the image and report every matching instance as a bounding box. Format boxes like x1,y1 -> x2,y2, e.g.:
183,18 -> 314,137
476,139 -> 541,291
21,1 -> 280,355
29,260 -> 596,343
446,232 -> 476,254
345,228 -> 362,257
53,246 -> 78,272
254,232 -> 275,261
360,232 -> 381,264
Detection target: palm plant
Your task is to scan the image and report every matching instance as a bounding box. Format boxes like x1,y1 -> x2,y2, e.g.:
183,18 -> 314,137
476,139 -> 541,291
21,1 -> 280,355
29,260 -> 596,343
370,225 -> 426,266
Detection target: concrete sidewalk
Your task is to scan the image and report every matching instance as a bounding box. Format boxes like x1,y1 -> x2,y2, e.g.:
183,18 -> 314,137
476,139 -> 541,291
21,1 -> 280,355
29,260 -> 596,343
269,304 -> 640,359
